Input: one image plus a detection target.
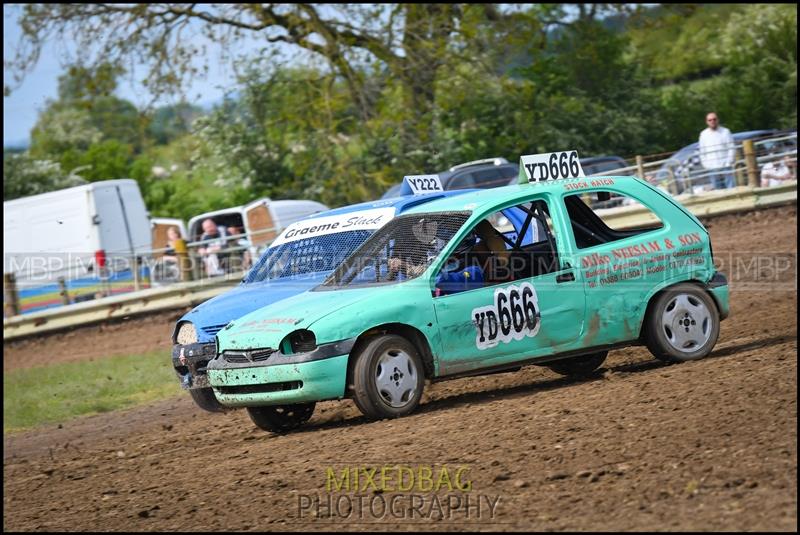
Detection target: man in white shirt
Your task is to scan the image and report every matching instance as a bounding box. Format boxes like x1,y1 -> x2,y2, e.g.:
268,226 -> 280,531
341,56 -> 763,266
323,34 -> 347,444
698,112 -> 736,189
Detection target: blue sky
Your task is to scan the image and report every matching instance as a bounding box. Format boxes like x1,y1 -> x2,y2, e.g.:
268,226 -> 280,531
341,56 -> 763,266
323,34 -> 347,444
3,5 -> 270,147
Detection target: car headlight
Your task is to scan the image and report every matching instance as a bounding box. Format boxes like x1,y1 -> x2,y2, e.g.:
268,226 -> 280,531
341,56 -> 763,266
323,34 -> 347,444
176,322 -> 198,345
280,330 -> 317,355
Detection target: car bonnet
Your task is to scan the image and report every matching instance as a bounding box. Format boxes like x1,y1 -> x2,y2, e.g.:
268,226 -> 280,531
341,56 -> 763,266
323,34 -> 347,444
215,285 -> 375,351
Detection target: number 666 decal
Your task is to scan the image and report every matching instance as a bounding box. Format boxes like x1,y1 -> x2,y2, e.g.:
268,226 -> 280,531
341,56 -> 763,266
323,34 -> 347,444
472,282 -> 541,350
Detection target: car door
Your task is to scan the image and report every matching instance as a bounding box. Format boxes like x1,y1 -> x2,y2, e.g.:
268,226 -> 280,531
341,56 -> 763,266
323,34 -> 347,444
432,194 -> 586,377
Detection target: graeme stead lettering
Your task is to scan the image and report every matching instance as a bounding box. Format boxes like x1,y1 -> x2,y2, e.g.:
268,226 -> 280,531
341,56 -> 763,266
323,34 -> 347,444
283,214 -> 387,239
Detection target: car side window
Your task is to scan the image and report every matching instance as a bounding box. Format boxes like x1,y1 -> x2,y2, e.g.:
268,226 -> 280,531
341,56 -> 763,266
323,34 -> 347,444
564,190 -> 664,249
433,199 -> 559,297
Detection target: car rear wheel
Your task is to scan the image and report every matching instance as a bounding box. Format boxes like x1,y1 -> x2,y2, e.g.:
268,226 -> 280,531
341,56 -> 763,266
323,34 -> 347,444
351,335 -> 425,420
645,283 -> 720,363
246,403 -> 316,433
546,351 -> 608,377
189,387 -> 227,413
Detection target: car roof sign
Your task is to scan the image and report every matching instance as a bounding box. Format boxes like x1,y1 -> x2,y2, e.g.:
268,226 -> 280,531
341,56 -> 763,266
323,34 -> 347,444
398,174 -> 444,196
519,150 -> 585,183
269,207 -> 396,247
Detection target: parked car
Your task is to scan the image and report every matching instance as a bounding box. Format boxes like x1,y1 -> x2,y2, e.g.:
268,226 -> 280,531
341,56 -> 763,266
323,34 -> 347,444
207,154 -> 729,433
172,187 -> 476,412
649,130 -> 782,194
382,158 -> 518,199
381,155 -> 628,198
580,155 -> 629,176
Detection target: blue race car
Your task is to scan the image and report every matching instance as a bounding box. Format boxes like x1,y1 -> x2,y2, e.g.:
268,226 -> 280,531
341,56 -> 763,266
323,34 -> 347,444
171,189 -> 474,411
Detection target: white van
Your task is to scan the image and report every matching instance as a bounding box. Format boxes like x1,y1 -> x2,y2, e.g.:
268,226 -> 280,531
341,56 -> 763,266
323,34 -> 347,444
3,179 -> 151,315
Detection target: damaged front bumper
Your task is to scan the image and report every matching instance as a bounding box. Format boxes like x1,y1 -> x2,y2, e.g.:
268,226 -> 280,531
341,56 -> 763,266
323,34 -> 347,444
206,338 -> 356,408
172,342 -> 217,389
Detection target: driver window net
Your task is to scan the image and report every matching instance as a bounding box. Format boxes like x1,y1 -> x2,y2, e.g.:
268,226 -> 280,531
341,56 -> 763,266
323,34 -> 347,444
322,212 -> 471,287
245,230 -> 373,283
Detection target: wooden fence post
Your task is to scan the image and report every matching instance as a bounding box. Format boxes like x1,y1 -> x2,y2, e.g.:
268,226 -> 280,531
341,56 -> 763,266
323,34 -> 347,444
667,167 -> 679,196
635,155 -> 645,180
57,277 -> 70,306
742,140 -> 759,187
132,256 -> 141,292
173,239 -> 194,282
4,273 -> 20,317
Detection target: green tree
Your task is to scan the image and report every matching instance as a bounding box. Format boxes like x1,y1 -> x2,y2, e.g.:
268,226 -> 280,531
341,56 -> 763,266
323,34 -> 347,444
712,4 -> 797,131
147,103 -> 205,145
3,153 -> 86,200
12,4 -> 625,169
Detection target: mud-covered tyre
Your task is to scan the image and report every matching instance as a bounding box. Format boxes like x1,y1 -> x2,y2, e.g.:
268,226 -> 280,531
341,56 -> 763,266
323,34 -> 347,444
546,351 -> 608,377
189,387 -> 226,413
246,403 -> 316,433
645,283 -> 720,363
351,334 -> 425,420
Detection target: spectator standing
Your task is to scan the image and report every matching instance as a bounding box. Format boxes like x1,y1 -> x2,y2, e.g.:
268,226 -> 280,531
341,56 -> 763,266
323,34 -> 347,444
698,112 -> 736,190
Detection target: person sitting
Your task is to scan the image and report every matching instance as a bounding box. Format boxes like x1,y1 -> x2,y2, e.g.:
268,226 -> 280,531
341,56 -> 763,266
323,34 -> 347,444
226,225 -> 252,271
163,226 -> 182,262
434,255 -> 484,296
429,231 -> 484,296
471,220 -> 512,285
760,155 -> 796,187
197,219 -> 229,277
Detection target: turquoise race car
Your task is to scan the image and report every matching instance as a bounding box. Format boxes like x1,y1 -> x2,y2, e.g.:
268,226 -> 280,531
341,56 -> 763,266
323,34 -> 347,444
207,151 -> 730,432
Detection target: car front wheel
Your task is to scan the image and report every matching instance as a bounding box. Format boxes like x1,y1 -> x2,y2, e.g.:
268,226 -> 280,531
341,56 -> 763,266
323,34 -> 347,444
246,403 -> 316,433
645,283 -> 720,363
351,334 -> 425,419
189,387 -> 227,413
546,351 -> 608,377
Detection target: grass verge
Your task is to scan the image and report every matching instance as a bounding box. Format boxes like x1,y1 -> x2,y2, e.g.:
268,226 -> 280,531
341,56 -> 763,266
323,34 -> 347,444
3,350 -> 181,433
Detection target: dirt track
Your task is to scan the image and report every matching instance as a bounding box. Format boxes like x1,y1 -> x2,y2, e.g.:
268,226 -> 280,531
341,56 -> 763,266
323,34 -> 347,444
3,205 -> 797,531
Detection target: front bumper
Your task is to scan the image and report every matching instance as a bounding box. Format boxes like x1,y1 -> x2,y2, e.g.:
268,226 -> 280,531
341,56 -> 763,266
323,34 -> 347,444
208,354 -> 350,407
206,338 -> 355,407
172,342 -> 217,389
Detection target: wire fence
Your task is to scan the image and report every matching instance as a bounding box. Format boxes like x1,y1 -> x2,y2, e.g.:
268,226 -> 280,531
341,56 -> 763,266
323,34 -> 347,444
585,131 -> 797,209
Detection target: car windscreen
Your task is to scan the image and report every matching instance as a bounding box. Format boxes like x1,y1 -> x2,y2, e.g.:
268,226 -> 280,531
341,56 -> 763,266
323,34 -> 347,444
320,212 -> 472,288
244,230 -> 374,283
381,183 -> 403,199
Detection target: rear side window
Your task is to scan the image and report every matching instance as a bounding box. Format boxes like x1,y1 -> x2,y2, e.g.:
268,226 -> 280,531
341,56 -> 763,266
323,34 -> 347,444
564,191 -> 664,249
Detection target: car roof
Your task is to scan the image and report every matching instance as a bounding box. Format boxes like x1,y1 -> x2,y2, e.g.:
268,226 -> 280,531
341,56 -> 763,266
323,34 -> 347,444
401,176 -> 644,216
301,189 -> 475,221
